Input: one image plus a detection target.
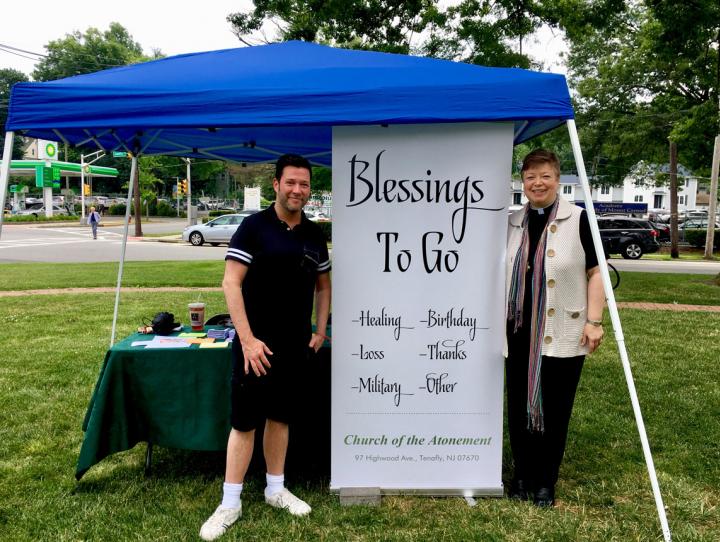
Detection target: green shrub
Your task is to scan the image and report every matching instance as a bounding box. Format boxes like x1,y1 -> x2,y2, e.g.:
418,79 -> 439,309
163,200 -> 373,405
4,214 -> 77,222
685,228 -> 720,249
156,201 -> 176,217
316,221 -> 332,242
108,203 -> 127,215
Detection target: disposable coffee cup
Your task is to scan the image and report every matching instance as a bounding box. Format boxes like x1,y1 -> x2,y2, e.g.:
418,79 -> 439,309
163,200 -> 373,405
188,302 -> 206,331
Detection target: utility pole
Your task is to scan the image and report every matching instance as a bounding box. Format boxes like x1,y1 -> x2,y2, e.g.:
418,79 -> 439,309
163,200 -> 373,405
669,141 -> 679,259
705,136 -> 719,258
704,91 -> 720,259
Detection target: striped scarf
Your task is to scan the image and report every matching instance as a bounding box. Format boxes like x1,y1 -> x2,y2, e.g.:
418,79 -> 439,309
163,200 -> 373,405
507,199 -> 559,432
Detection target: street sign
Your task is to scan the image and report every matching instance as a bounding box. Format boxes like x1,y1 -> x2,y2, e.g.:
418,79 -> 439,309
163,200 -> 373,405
112,151 -> 128,158
576,202 -> 649,214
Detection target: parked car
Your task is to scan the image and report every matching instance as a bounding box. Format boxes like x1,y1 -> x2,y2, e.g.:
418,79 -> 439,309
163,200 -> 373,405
596,216 -> 660,259
649,221 -> 670,243
182,214 -> 247,246
16,205 -> 69,217
306,210 -> 330,222
681,218 -> 720,230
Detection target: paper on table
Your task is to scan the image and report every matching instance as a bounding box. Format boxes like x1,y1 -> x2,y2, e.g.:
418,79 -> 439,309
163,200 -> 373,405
186,338 -> 216,344
144,337 -> 193,349
178,332 -> 207,338
199,341 -> 230,349
131,340 -> 153,347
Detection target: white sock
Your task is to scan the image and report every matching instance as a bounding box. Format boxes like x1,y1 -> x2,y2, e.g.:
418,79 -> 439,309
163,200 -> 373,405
221,482 -> 243,509
265,473 -> 285,498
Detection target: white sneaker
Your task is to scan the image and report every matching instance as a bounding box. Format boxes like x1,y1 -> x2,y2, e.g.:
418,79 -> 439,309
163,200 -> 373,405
265,488 -> 311,516
199,504 -> 242,541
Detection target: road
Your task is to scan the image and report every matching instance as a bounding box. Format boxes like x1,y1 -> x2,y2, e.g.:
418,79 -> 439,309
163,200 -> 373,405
2,220 -> 720,274
0,219 -> 226,263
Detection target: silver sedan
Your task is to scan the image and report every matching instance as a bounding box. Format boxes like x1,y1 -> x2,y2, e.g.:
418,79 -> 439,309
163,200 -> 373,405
182,214 -> 247,246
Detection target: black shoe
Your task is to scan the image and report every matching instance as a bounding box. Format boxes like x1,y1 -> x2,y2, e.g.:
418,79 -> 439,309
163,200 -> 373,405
533,486 -> 555,507
508,478 -> 529,500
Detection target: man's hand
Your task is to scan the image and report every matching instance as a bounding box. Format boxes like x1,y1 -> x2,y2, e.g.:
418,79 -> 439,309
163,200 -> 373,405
308,332 -> 327,353
241,336 -> 273,376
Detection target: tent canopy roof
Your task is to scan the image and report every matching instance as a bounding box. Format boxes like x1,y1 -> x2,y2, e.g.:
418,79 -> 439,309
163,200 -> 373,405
6,41 -> 573,167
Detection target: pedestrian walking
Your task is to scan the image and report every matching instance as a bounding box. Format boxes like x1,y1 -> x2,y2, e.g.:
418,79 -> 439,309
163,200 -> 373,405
88,206 -> 101,239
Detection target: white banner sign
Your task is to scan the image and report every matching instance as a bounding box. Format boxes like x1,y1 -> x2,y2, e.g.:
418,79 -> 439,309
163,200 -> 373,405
243,187 -> 261,210
331,123 -> 512,495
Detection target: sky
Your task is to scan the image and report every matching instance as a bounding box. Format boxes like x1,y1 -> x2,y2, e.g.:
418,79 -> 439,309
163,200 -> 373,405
1,0 -> 567,78
1,0 -> 254,76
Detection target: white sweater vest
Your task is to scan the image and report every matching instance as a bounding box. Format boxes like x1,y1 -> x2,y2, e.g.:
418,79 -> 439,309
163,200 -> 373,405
504,197 -> 589,358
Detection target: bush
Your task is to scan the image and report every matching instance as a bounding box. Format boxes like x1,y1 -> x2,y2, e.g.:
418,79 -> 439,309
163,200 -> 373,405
108,203 -> 126,216
685,228 -> 720,249
316,221 -> 332,242
4,214 -> 78,222
155,201 -> 176,217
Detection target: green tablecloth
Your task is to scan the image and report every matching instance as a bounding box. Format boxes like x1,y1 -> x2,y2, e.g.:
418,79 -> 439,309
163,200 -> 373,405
76,328 -> 233,480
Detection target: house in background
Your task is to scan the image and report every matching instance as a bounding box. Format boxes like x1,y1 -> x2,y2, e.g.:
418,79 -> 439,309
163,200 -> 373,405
510,163 -> 698,213
22,139 -> 37,159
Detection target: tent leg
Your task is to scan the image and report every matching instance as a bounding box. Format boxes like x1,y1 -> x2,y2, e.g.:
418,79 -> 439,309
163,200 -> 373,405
110,155 -> 138,347
566,120 -> 672,542
186,158 -> 192,227
0,131 -> 15,240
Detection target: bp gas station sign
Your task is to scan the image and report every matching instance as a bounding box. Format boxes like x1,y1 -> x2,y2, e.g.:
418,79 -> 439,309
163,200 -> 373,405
38,139 -> 59,161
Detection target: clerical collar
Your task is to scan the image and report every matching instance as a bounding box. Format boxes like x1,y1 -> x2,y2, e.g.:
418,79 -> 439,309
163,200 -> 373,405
530,200 -> 556,215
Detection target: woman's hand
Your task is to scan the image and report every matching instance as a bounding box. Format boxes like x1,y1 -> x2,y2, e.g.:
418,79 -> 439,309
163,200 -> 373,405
581,322 -> 604,353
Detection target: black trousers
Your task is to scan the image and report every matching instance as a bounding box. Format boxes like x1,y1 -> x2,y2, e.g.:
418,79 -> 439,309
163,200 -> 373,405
506,332 -> 584,487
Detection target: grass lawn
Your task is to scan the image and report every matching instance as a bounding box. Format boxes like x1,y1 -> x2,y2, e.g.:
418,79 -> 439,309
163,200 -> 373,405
0,266 -> 718,540
1,261 -> 719,307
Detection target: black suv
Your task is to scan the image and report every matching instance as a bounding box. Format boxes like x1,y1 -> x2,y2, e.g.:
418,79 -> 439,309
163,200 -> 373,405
596,217 -> 661,259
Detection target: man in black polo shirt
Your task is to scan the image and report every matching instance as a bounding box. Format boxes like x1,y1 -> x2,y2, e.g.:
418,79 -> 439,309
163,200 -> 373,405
200,154 -> 331,541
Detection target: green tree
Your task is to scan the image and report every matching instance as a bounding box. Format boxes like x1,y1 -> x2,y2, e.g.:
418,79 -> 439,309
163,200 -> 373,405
32,22 -> 158,81
558,0 -> 719,182
229,1 -> 568,69
228,0 -> 443,53
423,0 -> 556,68
0,68 -> 29,158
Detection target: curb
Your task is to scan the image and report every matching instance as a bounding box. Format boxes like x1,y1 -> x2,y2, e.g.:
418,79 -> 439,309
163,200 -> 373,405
128,236 -> 184,243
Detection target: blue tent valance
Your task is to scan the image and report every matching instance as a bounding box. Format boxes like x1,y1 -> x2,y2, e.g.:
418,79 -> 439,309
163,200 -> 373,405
6,41 -> 573,166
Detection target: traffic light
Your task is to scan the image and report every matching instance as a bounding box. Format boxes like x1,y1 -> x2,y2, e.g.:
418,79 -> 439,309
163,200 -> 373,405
83,183 -> 91,196
181,179 -> 188,195
176,180 -> 181,195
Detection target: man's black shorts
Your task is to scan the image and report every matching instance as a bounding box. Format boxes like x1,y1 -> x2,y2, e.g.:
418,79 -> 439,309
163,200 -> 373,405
230,336 -> 311,431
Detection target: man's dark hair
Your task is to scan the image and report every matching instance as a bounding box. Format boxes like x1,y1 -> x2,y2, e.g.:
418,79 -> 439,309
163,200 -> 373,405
521,149 -> 560,177
275,154 -> 312,181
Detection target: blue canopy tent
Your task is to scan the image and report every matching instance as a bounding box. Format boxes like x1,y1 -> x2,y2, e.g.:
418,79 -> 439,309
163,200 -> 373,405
0,41 -> 669,540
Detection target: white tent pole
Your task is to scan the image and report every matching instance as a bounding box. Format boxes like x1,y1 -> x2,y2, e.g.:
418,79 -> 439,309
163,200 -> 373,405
110,154 -> 137,347
566,119 -> 671,542
186,158 -> 192,227
0,131 -> 15,240
80,154 -> 86,222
